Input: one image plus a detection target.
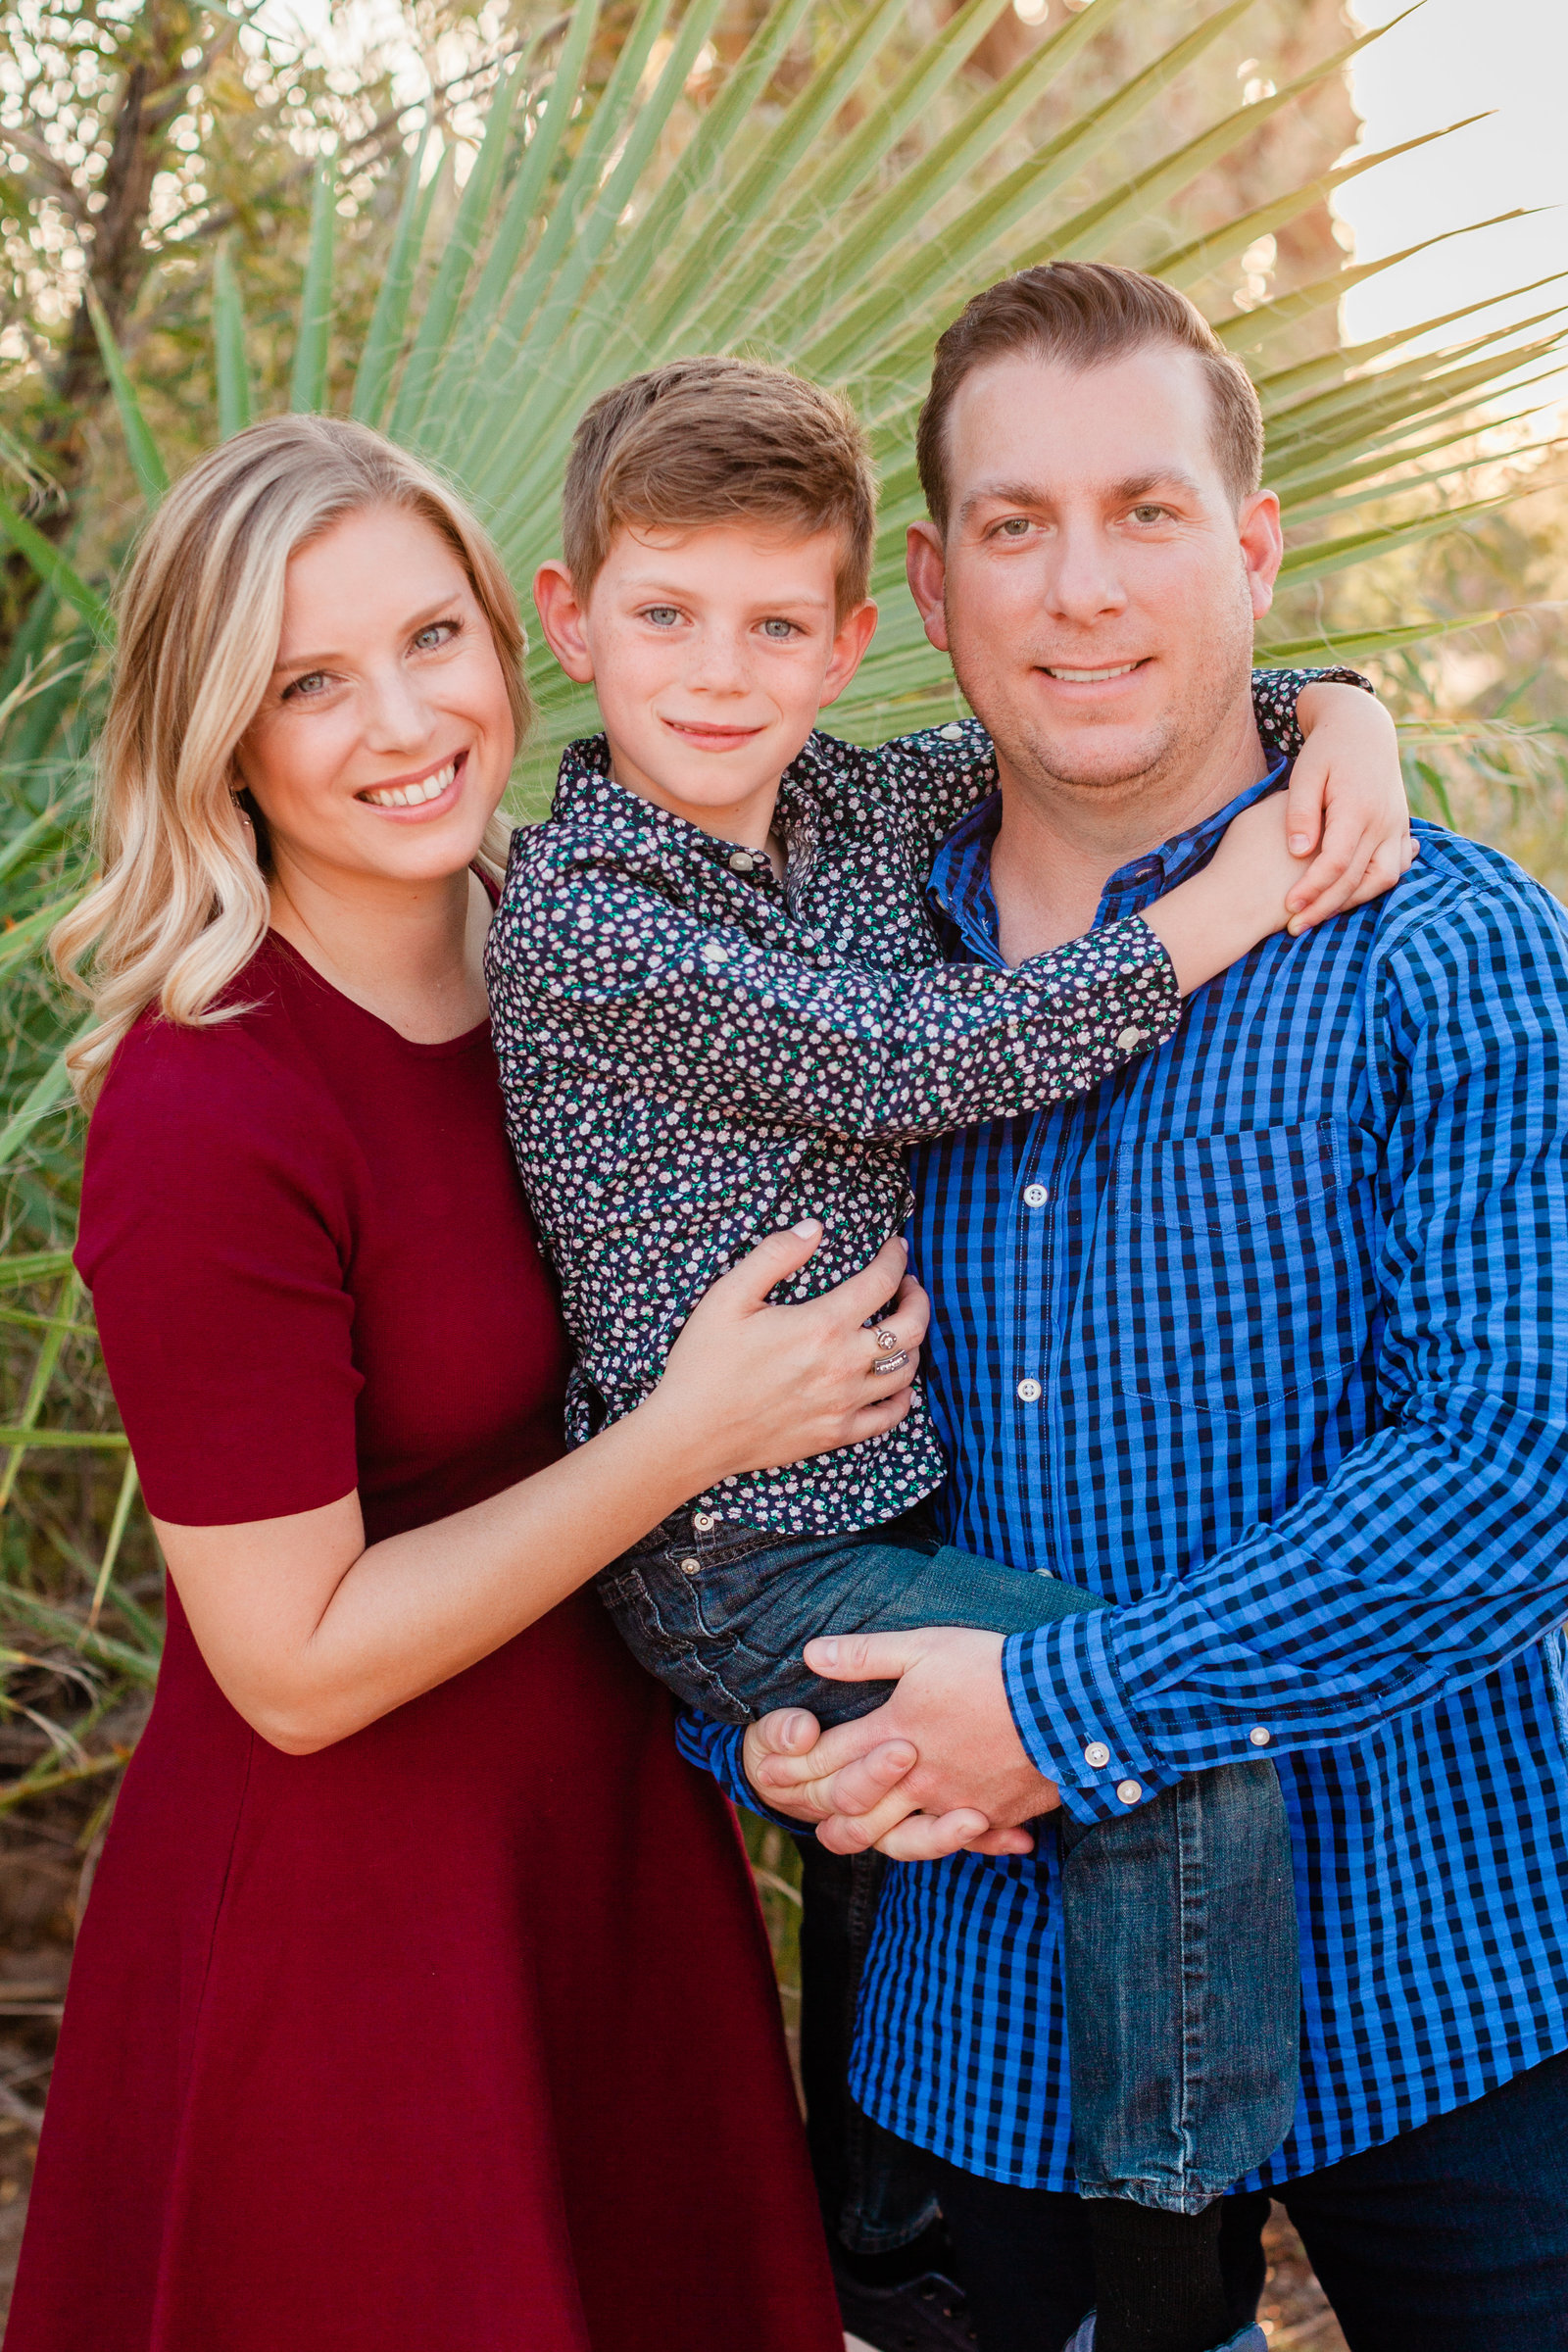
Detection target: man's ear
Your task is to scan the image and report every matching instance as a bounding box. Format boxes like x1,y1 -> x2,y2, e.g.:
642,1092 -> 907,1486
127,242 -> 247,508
1237,488 -> 1284,622
906,520 -> 951,652
818,599 -> 880,710
532,562 -> 596,684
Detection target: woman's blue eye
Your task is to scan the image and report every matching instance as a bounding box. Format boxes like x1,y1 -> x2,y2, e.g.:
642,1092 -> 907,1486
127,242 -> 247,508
282,670 -> 329,701
414,619 -> 459,651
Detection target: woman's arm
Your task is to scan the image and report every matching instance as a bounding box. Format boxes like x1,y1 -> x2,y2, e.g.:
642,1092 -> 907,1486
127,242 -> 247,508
157,1225 -> 927,1754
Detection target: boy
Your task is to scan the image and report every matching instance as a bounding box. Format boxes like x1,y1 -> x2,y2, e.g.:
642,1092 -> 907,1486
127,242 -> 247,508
485,357 -> 1409,2352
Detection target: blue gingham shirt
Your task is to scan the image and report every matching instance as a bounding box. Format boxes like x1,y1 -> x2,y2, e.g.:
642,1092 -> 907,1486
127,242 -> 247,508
683,772 -> 1568,2188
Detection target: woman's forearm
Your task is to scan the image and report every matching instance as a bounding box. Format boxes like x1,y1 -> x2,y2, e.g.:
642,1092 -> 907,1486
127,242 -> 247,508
163,1387 -> 717,1754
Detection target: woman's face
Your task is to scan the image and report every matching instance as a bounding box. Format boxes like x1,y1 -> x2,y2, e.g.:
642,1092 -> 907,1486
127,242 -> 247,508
237,505 -> 515,887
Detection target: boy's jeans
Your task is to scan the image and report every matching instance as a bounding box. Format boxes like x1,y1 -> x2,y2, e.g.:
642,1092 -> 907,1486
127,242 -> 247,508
600,1513 -> 1300,2213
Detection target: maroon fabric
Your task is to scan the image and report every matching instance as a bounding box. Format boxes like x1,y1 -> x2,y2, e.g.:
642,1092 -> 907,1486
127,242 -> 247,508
7,935 -> 839,2352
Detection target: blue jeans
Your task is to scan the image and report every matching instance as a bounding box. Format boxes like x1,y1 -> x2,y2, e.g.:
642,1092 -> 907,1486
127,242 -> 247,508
601,1513 -> 1299,2213
928,2044 -> 1568,2350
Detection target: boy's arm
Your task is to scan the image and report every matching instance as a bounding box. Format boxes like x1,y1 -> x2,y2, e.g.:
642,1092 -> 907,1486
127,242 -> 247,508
487,847 -> 1182,1147
485,799 -> 1343,1150
878,668 -> 1375,865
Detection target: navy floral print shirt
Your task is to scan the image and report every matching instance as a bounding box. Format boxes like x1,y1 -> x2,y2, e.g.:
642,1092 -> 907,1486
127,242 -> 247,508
485,670 -> 1354,1536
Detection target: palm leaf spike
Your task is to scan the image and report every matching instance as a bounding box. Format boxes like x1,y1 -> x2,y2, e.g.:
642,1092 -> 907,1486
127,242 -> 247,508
1275,487 -> 1543,594
1210,214 -> 1544,354
1264,304 -> 1568,443
680,0 -> 1162,371
1155,117 -> 1494,301
85,290 -> 168,510
1262,329 -> 1568,483
84,1458 -> 141,1635
351,120 -> 435,428
1258,282 -> 1568,421
792,0 -> 1269,399
290,151 -> 337,415
423,0 -> 610,453
699,0 -> 1132,369
0,1271 -> 79,1511
385,71 -> 527,447
213,231 -> 255,440
1286,435 -> 1568,529
450,0 -> 732,496
0,497 -> 112,643
1263,363 -> 1568,507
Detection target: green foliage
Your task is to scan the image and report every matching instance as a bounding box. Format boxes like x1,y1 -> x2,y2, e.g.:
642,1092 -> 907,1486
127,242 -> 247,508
0,0 -> 1562,1802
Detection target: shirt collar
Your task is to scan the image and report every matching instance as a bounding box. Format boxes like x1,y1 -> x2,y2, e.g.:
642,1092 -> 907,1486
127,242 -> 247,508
549,731 -> 828,868
926,756 -> 1292,965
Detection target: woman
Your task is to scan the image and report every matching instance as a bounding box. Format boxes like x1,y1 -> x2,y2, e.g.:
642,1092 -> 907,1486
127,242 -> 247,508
7,415 -> 931,2351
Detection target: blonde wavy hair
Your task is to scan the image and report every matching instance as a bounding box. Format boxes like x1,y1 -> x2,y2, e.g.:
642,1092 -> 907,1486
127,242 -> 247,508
52,414 -> 532,1107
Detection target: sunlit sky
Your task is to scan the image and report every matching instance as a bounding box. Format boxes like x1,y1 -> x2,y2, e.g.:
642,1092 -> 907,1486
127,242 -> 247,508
1336,0 -> 1566,417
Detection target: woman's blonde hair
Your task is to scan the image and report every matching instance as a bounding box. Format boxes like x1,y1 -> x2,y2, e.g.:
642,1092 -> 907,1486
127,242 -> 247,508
52,413 -> 532,1107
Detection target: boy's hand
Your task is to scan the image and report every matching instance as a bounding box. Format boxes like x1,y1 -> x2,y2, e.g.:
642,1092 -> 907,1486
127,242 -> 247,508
1283,681 -> 1416,932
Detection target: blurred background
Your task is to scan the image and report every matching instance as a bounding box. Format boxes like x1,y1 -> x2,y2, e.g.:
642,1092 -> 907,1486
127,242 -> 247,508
0,1 -> 1561,2338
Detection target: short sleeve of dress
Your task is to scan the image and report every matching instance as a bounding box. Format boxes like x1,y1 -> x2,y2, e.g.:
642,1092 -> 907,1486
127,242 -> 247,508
75,1011 -> 363,1527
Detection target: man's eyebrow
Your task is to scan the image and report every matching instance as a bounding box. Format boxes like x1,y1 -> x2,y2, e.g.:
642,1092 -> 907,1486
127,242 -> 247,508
956,467 -> 1207,523
270,594 -> 465,676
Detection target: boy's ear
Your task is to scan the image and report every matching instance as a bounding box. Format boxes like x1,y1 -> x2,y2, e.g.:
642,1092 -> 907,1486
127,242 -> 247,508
532,562 -> 596,684
817,599 -> 879,710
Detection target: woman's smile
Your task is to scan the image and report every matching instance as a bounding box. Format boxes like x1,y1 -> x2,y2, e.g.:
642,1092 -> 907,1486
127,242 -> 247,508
355,747 -> 468,814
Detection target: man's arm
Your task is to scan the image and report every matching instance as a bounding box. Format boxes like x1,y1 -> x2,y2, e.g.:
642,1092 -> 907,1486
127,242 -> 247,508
765,866 -> 1568,1843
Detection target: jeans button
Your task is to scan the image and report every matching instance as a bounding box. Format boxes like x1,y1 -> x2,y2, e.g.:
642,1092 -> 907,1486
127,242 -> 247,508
679,1557 -> 702,1576
693,1511 -> 716,1532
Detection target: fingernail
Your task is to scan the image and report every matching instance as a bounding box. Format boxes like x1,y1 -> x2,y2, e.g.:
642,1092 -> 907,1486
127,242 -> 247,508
814,1639 -> 839,1666
1289,836 -> 1308,854
1287,916 -> 1303,935
793,1217 -> 822,1237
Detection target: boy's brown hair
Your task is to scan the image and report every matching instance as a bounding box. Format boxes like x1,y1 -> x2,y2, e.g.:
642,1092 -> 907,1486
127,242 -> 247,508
916,262 -> 1265,531
562,357 -> 877,617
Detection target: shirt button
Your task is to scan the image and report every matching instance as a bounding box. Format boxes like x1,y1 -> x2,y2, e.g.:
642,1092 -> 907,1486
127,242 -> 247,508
1116,1780 -> 1144,1805
1023,1184 -> 1050,1207
1249,1726 -> 1272,1747
1084,1742 -> 1110,1769
679,1557 -> 702,1576
1016,1377 -> 1043,1403
693,1512 -> 716,1533
728,850 -> 756,872
1115,1026 -> 1145,1051
939,723 -> 964,741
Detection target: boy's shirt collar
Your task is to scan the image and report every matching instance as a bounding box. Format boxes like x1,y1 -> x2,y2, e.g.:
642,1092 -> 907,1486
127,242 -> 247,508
926,755 -> 1292,969
550,729 -> 834,882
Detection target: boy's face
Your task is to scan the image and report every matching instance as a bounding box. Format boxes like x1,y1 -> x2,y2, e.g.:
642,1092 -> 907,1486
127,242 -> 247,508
534,522 -> 877,846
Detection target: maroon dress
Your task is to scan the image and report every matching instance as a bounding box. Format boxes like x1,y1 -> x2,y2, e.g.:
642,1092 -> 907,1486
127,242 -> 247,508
7,934 -> 839,2352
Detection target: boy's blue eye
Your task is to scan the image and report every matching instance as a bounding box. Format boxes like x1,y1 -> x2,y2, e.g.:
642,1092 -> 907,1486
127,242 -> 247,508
643,607 -> 681,626
760,618 -> 797,640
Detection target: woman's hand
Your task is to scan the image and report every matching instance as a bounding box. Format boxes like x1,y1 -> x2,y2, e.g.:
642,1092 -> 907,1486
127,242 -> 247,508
650,1220 -> 928,1491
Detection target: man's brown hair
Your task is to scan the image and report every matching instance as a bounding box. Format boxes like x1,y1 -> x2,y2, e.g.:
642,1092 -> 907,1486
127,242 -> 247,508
916,262 -> 1265,531
562,356 -> 876,617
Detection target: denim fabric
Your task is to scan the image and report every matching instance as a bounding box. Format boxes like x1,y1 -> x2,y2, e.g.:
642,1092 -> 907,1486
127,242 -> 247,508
608,1517 -> 1298,2213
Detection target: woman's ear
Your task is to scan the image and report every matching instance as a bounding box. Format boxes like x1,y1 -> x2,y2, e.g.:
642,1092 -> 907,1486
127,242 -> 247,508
532,562 -> 596,684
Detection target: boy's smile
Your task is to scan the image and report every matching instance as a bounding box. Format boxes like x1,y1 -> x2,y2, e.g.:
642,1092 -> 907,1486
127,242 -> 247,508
534,521 -> 878,854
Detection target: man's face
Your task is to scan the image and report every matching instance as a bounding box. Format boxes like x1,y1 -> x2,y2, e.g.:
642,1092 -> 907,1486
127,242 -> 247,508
906,346 -> 1283,802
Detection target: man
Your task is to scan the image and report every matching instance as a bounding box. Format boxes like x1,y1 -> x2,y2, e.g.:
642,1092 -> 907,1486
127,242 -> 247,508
689,263 -> 1568,2350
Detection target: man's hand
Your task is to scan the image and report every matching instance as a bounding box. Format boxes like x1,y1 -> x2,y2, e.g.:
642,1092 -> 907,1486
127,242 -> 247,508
742,1626 -> 1060,1861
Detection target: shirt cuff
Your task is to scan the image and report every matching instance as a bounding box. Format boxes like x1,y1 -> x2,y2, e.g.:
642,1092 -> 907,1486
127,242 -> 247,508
1002,1612 -> 1180,1826
674,1707 -> 807,1831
